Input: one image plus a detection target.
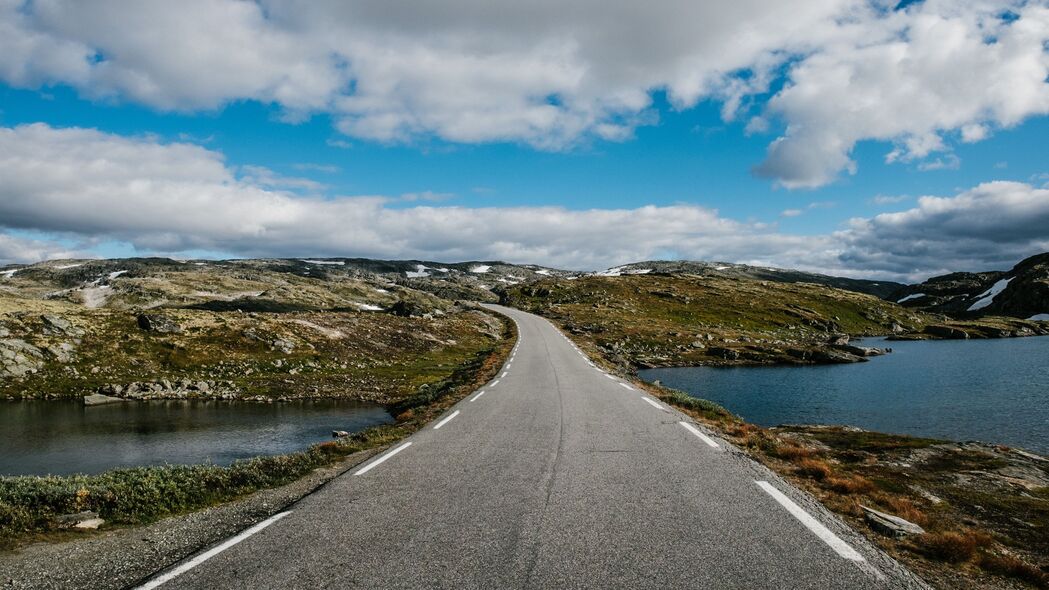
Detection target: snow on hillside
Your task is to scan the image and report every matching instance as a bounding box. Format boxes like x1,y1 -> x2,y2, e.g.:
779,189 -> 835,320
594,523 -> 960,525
967,278 -> 1014,311
897,293 -> 926,303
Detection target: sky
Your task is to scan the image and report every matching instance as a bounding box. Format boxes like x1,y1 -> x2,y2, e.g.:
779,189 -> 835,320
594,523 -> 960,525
0,0 -> 1048,281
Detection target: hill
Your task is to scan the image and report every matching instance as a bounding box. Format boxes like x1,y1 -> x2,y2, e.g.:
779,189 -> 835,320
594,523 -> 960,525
887,252 -> 1049,320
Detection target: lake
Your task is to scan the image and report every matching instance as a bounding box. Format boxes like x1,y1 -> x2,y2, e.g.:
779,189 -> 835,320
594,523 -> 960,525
0,399 -> 393,476
640,336 -> 1049,455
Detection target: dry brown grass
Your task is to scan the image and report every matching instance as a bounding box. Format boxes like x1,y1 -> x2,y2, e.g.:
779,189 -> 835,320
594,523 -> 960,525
825,474 -> 876,495
978,554 -> 1049,588
794,458 -> 834,481
874,494 -> 928,526
917,529 -> 994,563
771,442 -> 821,462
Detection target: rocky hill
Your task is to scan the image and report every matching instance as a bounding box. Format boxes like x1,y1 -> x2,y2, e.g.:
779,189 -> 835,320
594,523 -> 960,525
887,252 -> 1049,320
594,261 -> 903,298
0,257 -> 513,402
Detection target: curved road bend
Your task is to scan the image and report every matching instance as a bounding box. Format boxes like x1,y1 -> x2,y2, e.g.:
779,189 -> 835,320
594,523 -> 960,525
135,304 -> 928,589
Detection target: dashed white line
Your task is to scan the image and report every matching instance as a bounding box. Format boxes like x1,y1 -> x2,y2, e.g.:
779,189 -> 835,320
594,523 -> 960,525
491,379 -> 500,386
501,371 -> 508,378
355,442 -> 413,475
135,511 -> 293,589
618,382 -> 635,391
470,390 -> 487,402
755,481 -> 866,562
433,410 -> 461,430
640,397 -> 665,410
679,421 -> 719,448
604,374 -> 616,380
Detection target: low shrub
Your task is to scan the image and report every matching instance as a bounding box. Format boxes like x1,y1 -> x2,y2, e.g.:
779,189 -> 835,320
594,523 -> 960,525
917,530 -> 994,563
794,458 -> 833,481
978,554 -> 1049,588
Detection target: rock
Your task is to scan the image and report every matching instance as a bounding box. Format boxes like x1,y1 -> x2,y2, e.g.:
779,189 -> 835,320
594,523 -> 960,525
833,344 -> 890,357
924,325 -> 970,339
83,393 -> 126,406
689,340 -> 706,349
43,342 -> 76,363
55,511 -> 102,529
828,334 -> 850,346
332,430 -> 350,438
271,338 -> 295,353
0,338 -> 45,377
389,299 -> 426,317
861,505 -> 925,538
41,314 -> 82,336
137,313 -> 182,334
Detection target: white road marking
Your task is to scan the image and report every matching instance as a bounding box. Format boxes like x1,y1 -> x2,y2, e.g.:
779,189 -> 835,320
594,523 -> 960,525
679,421 -> 719,448
354,442 -> 413,476
641,397 -> 665,410
433,410 -> 461,430
618,383 -> 635,391
755,481 -> 866,562
135,511 -> 293,589
491,379 -> 500,386
604,374 -> 616,380
470,390 -> 487,402
501,371 -> 508,378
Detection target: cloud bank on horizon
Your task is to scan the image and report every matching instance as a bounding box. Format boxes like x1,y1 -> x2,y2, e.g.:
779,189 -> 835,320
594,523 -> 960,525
2,123 -> 1048,282
0,0 -> 1047,280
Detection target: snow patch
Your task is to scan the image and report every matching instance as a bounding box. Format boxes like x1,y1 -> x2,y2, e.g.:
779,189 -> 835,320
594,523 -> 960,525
356,303 -> 383,311
1027,314 -> 1049,321
300,259 -> 344,266
55,264 -> 82,269
374,288 -> 390,294
535,269 -> 551,275
896,293 -> 926,304
0,269 -> 18,278
967,277 -> 1014,311
108,270 -> 128,280
406,264 -> 431,278
469,265 -> 491,274
714,265 -> 730,271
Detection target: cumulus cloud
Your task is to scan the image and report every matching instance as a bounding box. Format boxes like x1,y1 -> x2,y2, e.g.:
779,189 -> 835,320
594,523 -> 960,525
838,181 -> 1049,278
3,123 -> 1048,281
0,232 -> 85,265
1,1 -> 1045,187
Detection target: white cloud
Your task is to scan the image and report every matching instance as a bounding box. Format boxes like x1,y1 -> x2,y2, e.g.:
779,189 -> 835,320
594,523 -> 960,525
0,232 -> 85,265
756,2 -> 1049,187
2,123 -> 1048,281
780,209 -> 803,218
2,1 -> 1044,187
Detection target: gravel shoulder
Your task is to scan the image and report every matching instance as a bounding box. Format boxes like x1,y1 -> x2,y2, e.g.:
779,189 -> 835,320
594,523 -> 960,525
0,448 -> 380,590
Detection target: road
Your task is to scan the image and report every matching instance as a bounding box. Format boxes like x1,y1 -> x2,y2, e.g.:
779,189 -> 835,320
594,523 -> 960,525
135,304 -> 927,589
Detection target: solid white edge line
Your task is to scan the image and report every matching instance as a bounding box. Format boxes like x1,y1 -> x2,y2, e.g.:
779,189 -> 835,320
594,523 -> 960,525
641,397 -> 664,410
470,390 -> 486,402
678,421 -> 719,448
604,374 -> 616,380
433,410 -> 461,430
134,510 -> 292,589
354,441 -> 413,476
618,382 -> 635,391
755,480 -> 866,562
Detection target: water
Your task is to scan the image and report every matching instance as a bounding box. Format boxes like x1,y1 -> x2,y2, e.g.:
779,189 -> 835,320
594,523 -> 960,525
640,336 -> 1049,454
0,399 -> 393,476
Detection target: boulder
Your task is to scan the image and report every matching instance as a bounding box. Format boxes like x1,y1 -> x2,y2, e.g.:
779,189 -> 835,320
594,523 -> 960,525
41,314 -> 81,336
55,511 -> 103,529
0,338 -> 45,377
332,430 -> 350,438
924,325 -> 970,339
861,505 -> 925,538
83,393 -> 126,406
136,313 -> 182,334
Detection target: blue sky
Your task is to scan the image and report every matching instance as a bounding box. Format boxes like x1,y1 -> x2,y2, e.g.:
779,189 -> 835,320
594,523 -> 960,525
0,1 -> 1048,280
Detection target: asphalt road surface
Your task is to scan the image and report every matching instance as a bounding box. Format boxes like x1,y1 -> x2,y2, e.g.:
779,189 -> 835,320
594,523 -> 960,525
134,304 -> 928,589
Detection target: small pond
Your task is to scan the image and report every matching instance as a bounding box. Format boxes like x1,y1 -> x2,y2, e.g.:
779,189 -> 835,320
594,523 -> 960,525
0,399 -> 393,476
